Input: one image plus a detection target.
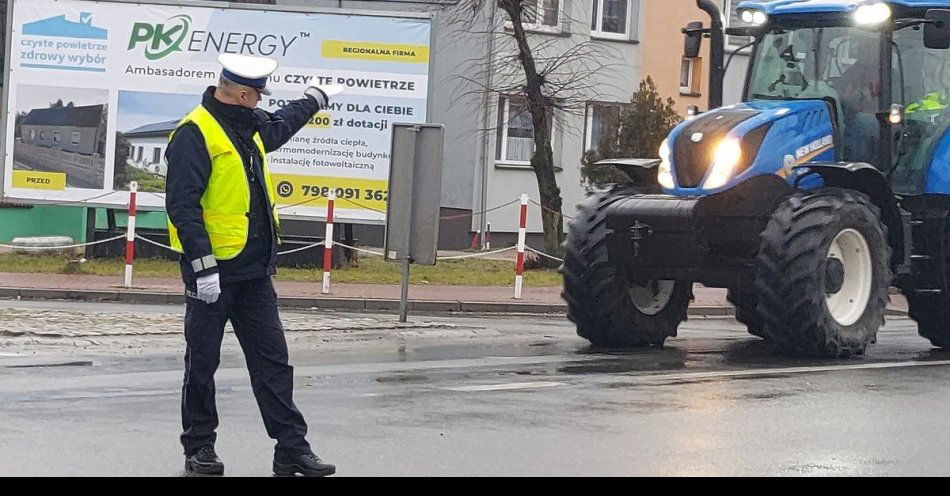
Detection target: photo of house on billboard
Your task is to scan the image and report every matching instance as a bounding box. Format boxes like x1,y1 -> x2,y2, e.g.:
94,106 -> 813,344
12,85 -> 108,190
114,90 -> 199,193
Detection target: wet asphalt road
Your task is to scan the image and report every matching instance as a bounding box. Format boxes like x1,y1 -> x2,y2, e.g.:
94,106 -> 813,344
2,299 -> 950,476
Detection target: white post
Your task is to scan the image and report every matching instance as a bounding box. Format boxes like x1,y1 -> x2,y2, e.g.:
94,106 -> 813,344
322,191 -> 336,295
124,181 -> 138,288
514,193 -> 528,299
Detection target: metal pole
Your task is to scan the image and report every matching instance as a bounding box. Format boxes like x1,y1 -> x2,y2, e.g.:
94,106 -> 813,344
398,126 -> 421,323
697,0 -> 725,109
399,256 -> 410,323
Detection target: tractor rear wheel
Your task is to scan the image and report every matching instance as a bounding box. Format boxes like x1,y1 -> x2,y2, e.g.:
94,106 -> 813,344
907,292 -> 950,348
561,190 -> 692,348
727,289 -> 768,339
754,188 -> 891,357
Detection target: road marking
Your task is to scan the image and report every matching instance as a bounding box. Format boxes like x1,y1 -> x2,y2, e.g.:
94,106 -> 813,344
626,359 -> 950,385
446,381 -> 567,392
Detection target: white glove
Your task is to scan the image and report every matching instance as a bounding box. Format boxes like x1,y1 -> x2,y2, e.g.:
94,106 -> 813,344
304,84 -> 344,109
304,86 -> 329,108
196,273 -> 221,304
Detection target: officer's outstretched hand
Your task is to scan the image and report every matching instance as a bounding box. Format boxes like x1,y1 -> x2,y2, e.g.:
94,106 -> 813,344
196,273 -> 221,304
304,84 -> 344,110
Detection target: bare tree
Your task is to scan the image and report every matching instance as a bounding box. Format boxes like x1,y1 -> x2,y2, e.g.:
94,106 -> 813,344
448,0 -> 621,260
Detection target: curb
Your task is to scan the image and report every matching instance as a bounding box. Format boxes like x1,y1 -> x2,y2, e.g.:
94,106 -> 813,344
0,287 -> 910,317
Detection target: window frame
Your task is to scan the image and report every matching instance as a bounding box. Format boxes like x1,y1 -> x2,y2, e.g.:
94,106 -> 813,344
591,0 -> 636,41
506,0 -> 563,34
680,57 -> 703,95
584,101 -> 626,153
723,0 -> 754,52
495,94 -> 558,168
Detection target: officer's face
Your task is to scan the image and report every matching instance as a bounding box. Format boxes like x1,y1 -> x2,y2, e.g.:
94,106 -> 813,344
237,87 -> 262,109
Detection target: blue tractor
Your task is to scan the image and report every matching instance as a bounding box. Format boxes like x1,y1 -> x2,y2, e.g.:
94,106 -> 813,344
562,0 -> 950,357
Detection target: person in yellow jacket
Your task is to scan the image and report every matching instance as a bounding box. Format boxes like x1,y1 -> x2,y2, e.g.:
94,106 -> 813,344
165,53 -> 336,477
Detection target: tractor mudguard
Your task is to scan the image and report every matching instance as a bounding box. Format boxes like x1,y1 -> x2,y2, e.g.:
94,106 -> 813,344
593,158 -> 663,192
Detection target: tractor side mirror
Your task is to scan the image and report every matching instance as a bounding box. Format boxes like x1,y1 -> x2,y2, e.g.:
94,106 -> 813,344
925,9 -> 950,49
684,21 -> 704,59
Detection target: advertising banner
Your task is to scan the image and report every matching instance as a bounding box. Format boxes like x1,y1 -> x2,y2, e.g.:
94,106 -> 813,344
1,0 -> 432,223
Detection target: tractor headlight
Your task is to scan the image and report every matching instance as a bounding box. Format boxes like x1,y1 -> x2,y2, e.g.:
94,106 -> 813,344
658,139 -> 675,190
740,9 -> 768,26
704,139 -> 742,189
853,2 -> 891,26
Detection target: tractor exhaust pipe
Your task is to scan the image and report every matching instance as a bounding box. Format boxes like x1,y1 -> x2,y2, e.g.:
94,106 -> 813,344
696,0 -> 725,109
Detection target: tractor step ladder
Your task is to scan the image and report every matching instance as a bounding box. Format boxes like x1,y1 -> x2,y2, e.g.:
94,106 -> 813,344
909,214 -> 948,294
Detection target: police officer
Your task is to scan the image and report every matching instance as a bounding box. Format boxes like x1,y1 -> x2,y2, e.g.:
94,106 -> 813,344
165,53 -> 337,477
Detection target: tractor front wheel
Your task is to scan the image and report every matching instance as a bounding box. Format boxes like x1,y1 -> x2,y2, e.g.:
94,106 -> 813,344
754,188 -> 891,357
562,191 -> 692,348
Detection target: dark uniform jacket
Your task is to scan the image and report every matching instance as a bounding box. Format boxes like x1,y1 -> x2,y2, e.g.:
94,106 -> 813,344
165,86 -> 319,284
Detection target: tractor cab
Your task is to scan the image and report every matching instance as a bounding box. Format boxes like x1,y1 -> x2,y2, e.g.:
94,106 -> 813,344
730,1 -> 950,194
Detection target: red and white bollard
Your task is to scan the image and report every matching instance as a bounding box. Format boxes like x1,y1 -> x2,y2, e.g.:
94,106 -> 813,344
124,181 -> 138,288
322,191 -> 336,295
514,193 -> 528,299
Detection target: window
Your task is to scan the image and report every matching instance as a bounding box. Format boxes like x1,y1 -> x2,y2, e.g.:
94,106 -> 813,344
71,131 -> 80,145
152,148 -> 162,165
495,95 -> 554,165
723,0 -> 753,49
585,103 -> 624,153
591,0 -> 636,39
680,57 -> 702,95
137,146 -> 144,161
520,0 -> 561,30
29,129 -> 35,141
52,132 -> 61,144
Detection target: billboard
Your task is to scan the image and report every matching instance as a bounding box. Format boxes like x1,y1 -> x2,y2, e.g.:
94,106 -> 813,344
0,0 -> 432,223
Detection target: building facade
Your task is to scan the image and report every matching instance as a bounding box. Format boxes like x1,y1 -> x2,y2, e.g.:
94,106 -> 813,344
123,120 -> 178,177
20,105 -> 104,156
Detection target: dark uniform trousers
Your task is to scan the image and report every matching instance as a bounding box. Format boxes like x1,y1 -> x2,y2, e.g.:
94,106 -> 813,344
180,276 -> 311,457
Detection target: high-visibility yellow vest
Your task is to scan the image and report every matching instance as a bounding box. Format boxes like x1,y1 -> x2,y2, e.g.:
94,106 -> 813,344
167,105 -> 280,261
907,91 -> 948,115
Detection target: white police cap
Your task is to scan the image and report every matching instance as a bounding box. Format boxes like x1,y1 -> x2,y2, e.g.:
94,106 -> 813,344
218,53 -> 277,96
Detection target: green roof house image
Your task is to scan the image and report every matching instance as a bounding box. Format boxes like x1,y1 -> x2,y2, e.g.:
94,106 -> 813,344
22,12 -> 108,39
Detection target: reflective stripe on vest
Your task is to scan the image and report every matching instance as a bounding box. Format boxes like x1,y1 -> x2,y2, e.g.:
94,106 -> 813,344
167,105 -> 281,261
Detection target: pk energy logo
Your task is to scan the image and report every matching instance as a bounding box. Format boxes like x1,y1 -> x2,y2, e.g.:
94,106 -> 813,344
128,15 -> 191,60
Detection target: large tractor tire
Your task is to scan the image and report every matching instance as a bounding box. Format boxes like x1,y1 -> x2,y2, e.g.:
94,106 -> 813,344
727,289 -> 768,339
754,187 -> 891,358
907,292 -> 950,348
561,191 -> 692,348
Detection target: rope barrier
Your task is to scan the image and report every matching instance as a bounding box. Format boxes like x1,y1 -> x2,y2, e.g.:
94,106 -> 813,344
277,241 -> 325,256
333,241 -> 385,257
440,199 -> 520,220
134,234 -> 176,252
439,246 -> 517,260
525,246 -> 564,263
529,199 -> 575,220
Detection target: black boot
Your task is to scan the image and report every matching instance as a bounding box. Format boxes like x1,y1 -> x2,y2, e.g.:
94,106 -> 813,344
273,452 -> 336,477
185,446 -> 224,475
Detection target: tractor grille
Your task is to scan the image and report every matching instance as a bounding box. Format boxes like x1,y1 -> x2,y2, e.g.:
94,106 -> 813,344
672,109 -> 759,188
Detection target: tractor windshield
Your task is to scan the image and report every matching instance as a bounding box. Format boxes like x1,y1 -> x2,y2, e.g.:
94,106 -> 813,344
890,24 -> 950,194
747,26 -> 883,164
